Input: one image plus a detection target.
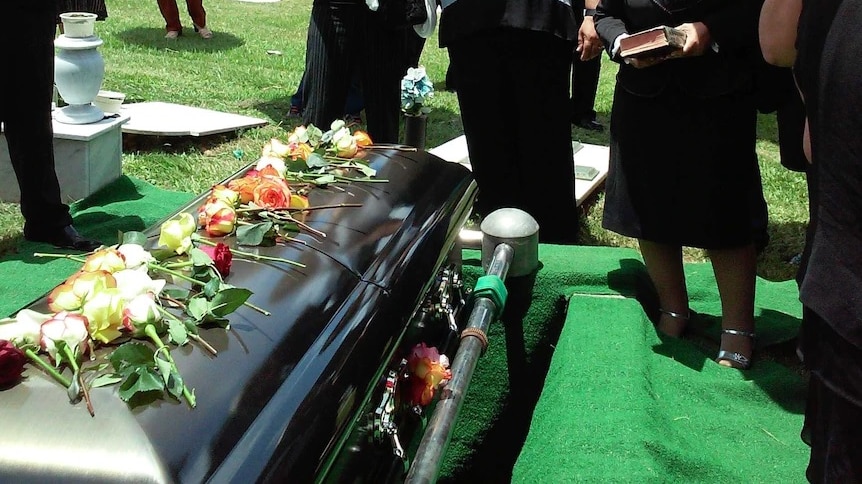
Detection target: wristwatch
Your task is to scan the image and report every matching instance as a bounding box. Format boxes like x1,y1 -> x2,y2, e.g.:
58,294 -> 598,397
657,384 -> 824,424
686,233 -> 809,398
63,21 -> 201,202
584,8 -> 597,15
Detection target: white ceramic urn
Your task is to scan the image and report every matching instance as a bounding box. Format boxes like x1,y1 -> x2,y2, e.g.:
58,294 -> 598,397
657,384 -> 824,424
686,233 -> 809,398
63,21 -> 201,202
54,35 -> 105,124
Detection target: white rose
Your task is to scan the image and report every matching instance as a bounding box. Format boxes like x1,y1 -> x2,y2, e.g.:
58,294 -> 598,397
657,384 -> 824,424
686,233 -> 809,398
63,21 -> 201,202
255,155 -> 287,178
0,309 -> 50,346
113,269 -> 167,302
117,243 -> 155,271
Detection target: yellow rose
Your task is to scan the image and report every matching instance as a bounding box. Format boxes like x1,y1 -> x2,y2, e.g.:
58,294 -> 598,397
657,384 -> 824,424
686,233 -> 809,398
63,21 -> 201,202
80,287 -> 125,344
210,184 -> 239,207
81,248 -> 126,273
158,213 -> 196,255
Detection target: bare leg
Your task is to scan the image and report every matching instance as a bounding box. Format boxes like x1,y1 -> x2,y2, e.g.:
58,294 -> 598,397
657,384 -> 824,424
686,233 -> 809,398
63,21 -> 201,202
639,239 -> 689,336
708,244 -> 757,368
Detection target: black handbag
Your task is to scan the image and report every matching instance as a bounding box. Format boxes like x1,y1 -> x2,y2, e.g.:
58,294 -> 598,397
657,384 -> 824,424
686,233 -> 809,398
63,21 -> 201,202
376,0 -> 428,29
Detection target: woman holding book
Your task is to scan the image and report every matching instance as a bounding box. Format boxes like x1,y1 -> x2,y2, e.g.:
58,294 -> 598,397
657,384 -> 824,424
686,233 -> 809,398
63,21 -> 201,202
593,0 -> 766,368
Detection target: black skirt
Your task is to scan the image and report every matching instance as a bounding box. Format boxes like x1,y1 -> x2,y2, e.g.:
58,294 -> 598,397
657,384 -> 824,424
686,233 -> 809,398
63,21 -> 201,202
602,83 -> 766,249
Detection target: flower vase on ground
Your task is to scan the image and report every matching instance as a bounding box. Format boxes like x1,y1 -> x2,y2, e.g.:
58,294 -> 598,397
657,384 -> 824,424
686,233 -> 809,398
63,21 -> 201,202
403,113 -> 428,151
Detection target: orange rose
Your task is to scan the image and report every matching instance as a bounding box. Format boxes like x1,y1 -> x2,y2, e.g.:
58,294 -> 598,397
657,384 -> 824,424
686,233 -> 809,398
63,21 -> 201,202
227,174 -> 259,204
353,130 -> 373,147
257,164 -> 284,181
252,177 -> 292,209
287,141 -> 314,161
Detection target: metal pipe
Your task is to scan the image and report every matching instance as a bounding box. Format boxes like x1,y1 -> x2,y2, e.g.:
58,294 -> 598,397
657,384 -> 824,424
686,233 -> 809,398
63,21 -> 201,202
405,243 -> 514,484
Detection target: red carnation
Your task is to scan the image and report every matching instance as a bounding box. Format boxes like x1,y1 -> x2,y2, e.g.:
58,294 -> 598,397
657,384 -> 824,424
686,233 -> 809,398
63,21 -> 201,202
201,243 -> 233,277
0,339 -> 26,386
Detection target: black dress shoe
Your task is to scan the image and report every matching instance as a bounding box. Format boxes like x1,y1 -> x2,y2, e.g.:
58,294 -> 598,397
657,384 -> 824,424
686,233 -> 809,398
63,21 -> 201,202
574,118 -> 605,131
25,225 -> 103,252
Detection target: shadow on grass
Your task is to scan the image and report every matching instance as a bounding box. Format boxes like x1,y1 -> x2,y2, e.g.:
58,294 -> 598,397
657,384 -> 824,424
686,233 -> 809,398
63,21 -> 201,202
122,132 -> 242,154
114,27 -> 245,53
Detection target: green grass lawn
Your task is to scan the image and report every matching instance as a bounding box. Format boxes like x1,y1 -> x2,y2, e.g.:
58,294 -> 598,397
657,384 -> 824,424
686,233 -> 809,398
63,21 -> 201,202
0,0 -> 810,282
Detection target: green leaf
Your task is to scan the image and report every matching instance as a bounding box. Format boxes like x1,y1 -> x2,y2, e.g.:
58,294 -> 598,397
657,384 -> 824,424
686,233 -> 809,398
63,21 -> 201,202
306,153 -> 328,168
355,164 -> 376,178
210,287 -> 253,317
122,231 -> 148,246
168,318 -> 189,346
313,174 -> 336,185
109,342 -> 156,371
306,125 -> 323,145
163,287 -> 191,301
190,247 -> 214,267
183,318 -> 200,334
186,296 -> 210,321
117,366 -> 164,402
154,350 -> 185,400
232,148 -> 244,160
236,222 -> 274,246
90,373 -> 123,388
203,277 -> 221,298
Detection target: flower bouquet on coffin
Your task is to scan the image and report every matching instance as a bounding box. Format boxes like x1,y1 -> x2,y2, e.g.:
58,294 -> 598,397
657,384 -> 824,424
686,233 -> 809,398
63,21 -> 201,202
400,66 -> 434,150
198,120 -> 386,247
1,220 -> 257,413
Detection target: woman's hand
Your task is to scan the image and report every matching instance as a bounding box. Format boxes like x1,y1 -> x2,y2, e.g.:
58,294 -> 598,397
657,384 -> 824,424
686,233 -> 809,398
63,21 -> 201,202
674,22 -> 711,57
624,22 -> 711,68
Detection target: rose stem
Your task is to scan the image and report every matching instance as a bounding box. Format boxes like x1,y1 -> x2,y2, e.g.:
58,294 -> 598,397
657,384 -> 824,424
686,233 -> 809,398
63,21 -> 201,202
144,324 -> 196,408
24,348 -> 71,387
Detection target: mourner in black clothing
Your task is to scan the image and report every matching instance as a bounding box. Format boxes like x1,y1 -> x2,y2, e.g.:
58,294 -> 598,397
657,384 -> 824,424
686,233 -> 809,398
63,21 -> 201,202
761,0 -> 862,478
594,0 -> 766,368
301,0 -> 404,143
2,1 -> 101,252
439,0 -> 586,244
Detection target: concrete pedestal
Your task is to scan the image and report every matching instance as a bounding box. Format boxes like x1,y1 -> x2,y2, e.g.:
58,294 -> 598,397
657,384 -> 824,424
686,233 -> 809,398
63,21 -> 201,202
0,113 -> 128,203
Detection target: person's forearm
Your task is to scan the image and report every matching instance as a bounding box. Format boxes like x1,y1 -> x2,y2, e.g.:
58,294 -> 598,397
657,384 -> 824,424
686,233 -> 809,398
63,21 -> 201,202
759,0 -> 802,66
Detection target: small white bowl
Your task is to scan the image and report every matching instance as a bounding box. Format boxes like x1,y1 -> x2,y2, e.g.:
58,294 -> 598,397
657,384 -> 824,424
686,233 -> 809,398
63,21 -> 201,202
60,12 -> 98,38
93,90 -> 125,114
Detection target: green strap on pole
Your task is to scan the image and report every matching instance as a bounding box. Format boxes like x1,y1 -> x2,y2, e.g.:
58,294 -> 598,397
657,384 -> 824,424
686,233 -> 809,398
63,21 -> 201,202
471,274 -> 508,313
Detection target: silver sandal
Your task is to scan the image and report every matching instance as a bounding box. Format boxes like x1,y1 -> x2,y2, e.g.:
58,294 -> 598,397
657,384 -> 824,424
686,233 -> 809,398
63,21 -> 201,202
716,328 -> 756,370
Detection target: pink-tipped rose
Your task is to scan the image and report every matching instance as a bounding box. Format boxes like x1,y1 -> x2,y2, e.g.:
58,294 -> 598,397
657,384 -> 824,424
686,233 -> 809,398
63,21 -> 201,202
81,248 -> 126,274
122,294 -> 163,337
40,311 -> 90,362
48,270 -> 117,312
205,205 -> 237,237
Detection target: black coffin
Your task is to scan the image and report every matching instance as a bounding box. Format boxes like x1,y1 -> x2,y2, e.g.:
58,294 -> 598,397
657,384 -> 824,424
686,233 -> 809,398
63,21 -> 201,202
0,148 -> 476,483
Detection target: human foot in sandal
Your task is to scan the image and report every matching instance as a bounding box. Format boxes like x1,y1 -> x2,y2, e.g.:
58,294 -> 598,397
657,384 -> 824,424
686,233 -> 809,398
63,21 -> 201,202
716,328 -> 756,369
657,308 -> 690,337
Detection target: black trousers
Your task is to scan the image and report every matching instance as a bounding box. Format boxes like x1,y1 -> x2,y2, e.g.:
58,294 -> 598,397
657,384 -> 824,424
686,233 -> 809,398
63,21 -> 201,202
449,28 -> 578,244
571,50 -> 601,121
302,1 -> 403,143
1,1 -> 72,237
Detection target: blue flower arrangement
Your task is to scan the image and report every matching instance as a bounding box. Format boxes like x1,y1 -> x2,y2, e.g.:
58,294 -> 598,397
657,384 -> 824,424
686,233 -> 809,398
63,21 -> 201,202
401,66 -> 434,117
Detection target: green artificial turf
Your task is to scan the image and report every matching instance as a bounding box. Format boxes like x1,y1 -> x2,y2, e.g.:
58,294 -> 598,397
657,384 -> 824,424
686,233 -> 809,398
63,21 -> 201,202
0,175 -> 193,317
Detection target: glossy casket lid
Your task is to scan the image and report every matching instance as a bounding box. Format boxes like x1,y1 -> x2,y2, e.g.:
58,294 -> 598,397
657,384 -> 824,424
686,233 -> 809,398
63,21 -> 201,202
0,148 -> 475,483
